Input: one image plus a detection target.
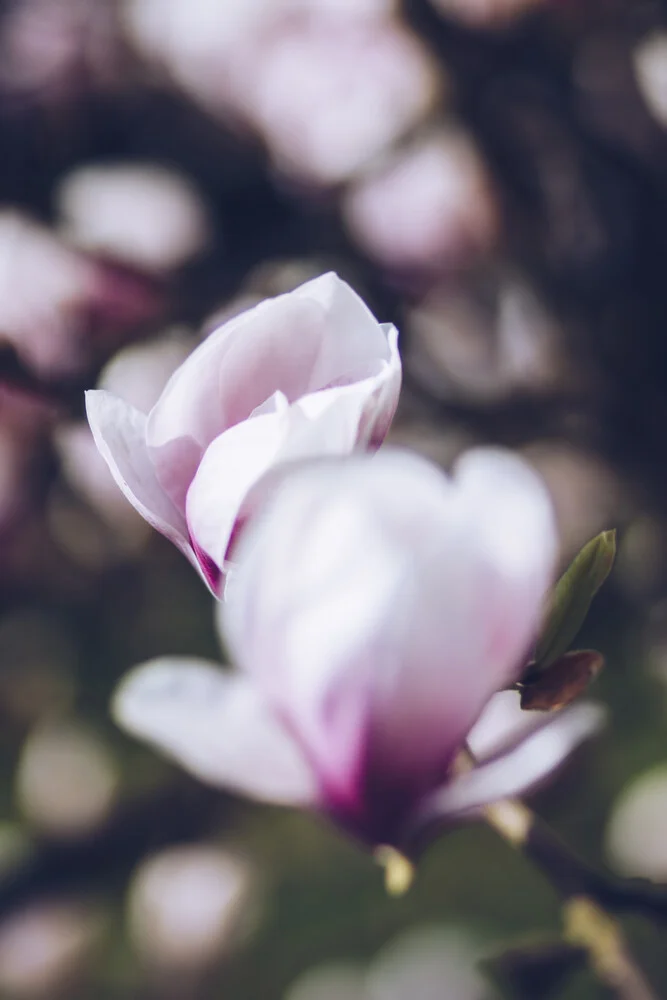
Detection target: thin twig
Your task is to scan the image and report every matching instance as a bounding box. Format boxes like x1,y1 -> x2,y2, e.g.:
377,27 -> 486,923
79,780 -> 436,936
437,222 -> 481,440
484,796 -> 658,1000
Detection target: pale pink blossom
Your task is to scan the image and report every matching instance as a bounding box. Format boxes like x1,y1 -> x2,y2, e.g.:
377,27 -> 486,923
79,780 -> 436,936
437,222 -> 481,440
0,211 -> 161,378
113,448 -> 603,849
86,273 -> 401,593
236,19 -> 439,185
343,131 -> 498,275
123,0 -> 398,125
0,0 -> 122,108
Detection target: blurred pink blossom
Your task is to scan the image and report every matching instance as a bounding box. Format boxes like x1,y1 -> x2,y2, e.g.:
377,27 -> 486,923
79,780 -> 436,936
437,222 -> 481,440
86,273 -> 401,592
0,0 -> 122,107
123,0 -> 438,184
113,448 -> 602,850
234,19 -> 440,185
0,900 -> 102,998
0,211 -> 162,379
343,132 -> 498,275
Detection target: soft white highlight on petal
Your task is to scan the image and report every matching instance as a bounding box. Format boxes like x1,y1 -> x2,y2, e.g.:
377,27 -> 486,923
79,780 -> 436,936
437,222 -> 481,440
223,446 -> 557,815
112,658 -> 318,806
420,702 -> 605,823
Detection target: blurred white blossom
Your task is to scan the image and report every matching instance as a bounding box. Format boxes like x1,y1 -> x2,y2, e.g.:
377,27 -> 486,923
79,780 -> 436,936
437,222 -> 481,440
606,765 -> 667,879
57,163 -> 211,272
634,32 -> 667,130
286,925 -> 489,1000
17,721 -> 119,837
123,0 -> 438,184
127,845 -> 255,969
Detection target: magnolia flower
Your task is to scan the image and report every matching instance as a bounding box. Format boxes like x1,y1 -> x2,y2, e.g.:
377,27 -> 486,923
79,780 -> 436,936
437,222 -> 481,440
114,448 -> 603,850
85,273 -> 401,593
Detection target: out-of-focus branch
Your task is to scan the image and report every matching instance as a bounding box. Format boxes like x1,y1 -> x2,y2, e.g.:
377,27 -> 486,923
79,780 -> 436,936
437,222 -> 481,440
484,798 -> 658,1000
485,798 -> 667,925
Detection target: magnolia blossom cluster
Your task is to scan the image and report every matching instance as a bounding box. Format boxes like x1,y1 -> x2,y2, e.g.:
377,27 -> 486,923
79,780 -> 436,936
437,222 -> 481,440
88,273 -> 603,853
124,0 -> 439,187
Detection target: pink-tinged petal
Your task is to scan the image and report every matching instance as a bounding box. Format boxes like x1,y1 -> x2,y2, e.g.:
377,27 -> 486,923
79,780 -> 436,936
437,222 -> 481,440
367,447 -> 558,782
418,702 -> 605,825
112,658 -> 318,806
185,410 -> 291,575
222,446 -> 557,837
186,381 -> 393,577
223,457 -> 414,803
334,447 -> 557,790
290,272 -> 393,391
145,273 -> 398,510
296,321 -> 401,451
84,389 -> 193,562
362,323 -> 401,448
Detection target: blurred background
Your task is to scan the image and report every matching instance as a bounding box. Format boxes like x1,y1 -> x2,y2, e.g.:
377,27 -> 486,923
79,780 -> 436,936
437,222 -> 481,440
2,0 -> 667,996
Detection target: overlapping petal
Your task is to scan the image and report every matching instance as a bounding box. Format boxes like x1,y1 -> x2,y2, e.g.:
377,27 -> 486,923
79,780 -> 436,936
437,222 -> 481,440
417,700 -> 605,825
85,390 -> 195,565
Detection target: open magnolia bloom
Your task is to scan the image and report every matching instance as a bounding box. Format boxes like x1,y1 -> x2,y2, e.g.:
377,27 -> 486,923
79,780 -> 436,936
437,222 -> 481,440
113,448 -> 604,851
86,273 -> 401,593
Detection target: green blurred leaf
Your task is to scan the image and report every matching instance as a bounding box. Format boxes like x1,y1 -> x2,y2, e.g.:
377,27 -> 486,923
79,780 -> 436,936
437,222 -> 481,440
519,650 -> 604,711
532,530 -> 616,673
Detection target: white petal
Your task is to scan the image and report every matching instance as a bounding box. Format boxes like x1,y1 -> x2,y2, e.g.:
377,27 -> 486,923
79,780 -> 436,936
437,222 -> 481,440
291,272 -> 393,390
85,390 -> 193,560
420,702 -> 605,823
112,658 -> 318,806
467,689 -> 540,762
185,412 -> 290,573
367,446 -> 558,776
